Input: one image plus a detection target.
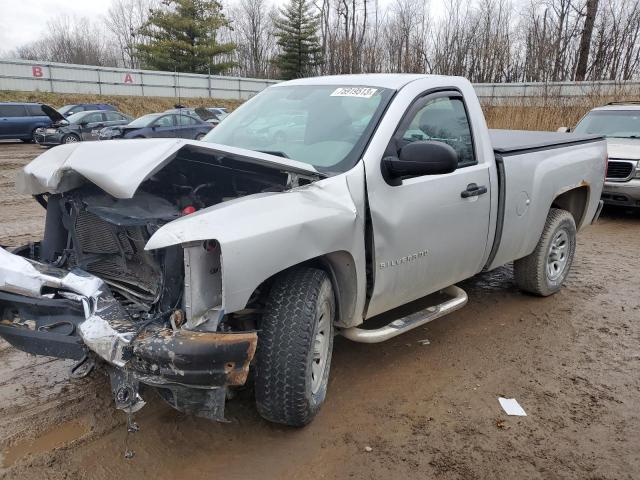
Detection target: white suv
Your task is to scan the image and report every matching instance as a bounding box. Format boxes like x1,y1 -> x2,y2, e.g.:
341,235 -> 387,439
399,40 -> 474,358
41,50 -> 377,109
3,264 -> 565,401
560,102 -> 640,208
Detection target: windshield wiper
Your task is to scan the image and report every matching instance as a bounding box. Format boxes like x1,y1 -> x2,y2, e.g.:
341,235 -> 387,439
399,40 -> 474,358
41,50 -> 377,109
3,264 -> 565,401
257,150 -> 290,158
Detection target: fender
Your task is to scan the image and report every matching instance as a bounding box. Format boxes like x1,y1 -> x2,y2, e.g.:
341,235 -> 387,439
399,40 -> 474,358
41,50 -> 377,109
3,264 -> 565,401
145,166 -> 369,327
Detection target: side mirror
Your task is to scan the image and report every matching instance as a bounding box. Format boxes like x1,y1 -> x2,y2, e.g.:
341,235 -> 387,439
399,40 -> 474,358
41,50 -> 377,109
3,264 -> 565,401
384,141 -> 458,179
79,121 -> 88,127
557,127 -> 571,133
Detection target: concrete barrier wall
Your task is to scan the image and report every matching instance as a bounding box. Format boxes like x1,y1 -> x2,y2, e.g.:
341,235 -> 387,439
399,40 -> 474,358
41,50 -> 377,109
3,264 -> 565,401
0,59 -> 278,100
1,59 -> 639,103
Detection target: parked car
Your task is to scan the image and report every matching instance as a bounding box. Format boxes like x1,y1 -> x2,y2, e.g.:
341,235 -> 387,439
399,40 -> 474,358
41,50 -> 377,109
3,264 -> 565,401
207,107 -> 228,116
34,109 -> 132,146
0,102 -> 53,142
234,111 -> 306,146
57,103 -> 117,117
99,112 -> 212,140
165,106 -> 226,126
559,101 -> 640,208
0,74 -> 606,428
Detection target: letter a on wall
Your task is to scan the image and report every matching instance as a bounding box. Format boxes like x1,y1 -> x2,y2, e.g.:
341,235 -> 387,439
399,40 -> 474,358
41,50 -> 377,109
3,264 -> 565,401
124,73 -> 134,83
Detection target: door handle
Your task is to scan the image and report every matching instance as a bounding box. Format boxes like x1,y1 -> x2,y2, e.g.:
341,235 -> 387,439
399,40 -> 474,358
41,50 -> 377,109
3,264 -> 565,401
461,183 -> 488,198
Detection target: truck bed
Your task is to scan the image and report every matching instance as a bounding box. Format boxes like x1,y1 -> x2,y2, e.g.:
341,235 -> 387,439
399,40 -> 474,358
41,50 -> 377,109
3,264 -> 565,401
489,129 -> 603,155
485,130 -> 607,272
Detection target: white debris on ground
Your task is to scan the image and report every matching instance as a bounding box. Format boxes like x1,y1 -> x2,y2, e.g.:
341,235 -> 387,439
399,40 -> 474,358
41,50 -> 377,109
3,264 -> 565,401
498,397 -> 527,416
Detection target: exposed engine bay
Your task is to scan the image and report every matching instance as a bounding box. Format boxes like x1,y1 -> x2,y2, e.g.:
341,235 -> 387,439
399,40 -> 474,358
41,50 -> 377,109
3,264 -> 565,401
1,145 -> 318,421
38,148 -> 293,318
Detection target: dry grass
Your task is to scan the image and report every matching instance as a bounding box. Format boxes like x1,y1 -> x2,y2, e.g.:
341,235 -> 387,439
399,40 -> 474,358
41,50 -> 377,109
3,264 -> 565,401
482,92 -> 640,131
1,89 -> 639,131
0,91 -> 243,118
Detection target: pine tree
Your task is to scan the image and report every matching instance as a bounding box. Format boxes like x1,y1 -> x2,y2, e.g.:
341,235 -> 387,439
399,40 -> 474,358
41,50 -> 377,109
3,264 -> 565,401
137,0 -> 235,74
273,0 -> 323,80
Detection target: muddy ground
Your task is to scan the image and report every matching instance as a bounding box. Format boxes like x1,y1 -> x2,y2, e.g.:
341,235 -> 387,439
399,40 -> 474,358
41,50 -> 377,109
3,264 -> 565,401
0,141 -> 638,479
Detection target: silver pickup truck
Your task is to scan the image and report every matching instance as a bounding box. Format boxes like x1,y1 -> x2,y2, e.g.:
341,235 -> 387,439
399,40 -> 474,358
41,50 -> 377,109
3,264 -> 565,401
0,75 -> 606,427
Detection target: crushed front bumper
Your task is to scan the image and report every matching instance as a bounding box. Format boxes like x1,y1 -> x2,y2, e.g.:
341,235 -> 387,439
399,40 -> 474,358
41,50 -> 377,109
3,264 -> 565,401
0,248 -> 257,420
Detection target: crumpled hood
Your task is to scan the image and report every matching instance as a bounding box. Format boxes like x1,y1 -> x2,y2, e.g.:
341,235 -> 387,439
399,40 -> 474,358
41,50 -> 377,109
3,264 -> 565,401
606,138 -> 640,160
16,138 -> 322,199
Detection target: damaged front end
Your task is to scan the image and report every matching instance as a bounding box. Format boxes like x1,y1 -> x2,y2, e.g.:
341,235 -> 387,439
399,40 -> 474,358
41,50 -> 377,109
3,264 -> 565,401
0,243 -> 256,420
0,140 -> 323,420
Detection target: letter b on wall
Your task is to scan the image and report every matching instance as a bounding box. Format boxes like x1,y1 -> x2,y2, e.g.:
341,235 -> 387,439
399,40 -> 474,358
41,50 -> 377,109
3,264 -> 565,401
32,66 -> 43,78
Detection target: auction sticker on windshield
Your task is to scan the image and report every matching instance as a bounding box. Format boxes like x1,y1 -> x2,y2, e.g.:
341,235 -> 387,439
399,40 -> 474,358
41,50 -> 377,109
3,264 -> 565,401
331,87 -> 378,98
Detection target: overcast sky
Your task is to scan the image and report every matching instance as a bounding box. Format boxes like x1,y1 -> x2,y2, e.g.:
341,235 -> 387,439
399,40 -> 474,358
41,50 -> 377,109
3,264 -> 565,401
0,0 -> 448,56
0,0 -> 113,54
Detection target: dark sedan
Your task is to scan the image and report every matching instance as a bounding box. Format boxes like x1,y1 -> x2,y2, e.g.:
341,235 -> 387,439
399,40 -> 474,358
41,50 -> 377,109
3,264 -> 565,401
34,109 -> 131,146
99,112 -> 212,140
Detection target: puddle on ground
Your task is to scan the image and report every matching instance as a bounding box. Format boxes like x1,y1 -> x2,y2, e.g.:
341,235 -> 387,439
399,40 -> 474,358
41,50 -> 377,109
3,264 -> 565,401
2,417 -> 90,468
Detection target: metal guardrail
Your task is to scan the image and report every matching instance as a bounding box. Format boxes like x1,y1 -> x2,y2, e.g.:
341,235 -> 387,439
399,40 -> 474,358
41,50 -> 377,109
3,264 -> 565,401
1,58 -> 639,102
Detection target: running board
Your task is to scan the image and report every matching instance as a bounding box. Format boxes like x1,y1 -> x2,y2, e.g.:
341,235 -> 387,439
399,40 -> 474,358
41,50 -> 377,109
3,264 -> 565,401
340,285 -> 468,343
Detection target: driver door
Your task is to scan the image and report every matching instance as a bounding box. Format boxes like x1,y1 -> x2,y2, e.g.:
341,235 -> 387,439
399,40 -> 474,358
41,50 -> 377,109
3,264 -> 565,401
151,115 -> 176,138
365,91 -> 492,318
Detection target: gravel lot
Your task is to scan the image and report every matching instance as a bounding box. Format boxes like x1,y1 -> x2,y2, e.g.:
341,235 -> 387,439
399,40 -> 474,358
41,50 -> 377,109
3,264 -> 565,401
0,140 -> 638,480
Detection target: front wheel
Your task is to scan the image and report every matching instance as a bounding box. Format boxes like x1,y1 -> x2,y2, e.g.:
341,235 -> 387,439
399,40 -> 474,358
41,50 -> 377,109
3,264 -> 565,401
195,133 -> 205,141
255,267 -> 335,427
62,134 -> 80,144
514,208 -> 576,296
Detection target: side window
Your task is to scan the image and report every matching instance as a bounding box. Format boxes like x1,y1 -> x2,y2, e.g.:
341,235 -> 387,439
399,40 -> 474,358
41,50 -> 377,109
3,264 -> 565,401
154,115 -> 174,127
177,115 -> 198,126
105,112 -> 124,121
27,105 -> 45,116
398,96 -> 476,167
0,105 -> 28,117
83,113 -> 104,124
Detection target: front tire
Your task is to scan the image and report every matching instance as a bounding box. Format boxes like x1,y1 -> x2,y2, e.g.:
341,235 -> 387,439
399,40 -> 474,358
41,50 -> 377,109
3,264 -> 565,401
62,133 -> 80,144
255,267 -> 335,427
514,208 -> 576,296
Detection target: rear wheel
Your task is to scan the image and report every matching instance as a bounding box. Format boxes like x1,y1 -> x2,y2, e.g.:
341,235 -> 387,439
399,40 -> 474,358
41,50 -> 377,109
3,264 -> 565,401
195,133 -> 205,141
21,128 -> 38,143
255,267 -> 335,427
514,208 -> 576,296
62,133 -> 80,144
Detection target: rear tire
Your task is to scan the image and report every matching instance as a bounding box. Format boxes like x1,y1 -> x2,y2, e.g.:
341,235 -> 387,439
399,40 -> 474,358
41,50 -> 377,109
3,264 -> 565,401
255,267 -> 335,427
514,208 -> 576,296
195,133 -> 205,141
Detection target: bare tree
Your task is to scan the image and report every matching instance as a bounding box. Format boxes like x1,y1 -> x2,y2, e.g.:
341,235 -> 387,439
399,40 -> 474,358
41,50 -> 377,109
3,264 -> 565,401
104,0 -> 156,68
227,0 -> 277,77
15,15 -> 120,66
574,0 -> 599,80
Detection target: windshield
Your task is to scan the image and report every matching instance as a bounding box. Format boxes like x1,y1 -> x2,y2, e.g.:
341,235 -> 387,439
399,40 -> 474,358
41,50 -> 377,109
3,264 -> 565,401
203,85 -> 394,173
574,110 -> 640,139
128,114 -> 162,128
57,105 -> 75,115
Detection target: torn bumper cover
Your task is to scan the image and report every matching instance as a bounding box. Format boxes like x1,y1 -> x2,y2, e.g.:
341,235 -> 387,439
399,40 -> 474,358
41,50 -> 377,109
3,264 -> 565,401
0,247 -> 257,420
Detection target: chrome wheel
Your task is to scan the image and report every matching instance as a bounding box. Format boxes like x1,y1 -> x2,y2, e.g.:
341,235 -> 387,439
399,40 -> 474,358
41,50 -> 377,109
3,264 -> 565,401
311,300 -> 331,395
64,135 -> 79,144
546,229 -> 569,281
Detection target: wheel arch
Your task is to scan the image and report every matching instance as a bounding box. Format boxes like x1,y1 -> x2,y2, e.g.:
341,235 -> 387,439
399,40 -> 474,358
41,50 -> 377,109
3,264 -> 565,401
247,250 -> 359,328
551,185 -> 590,229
